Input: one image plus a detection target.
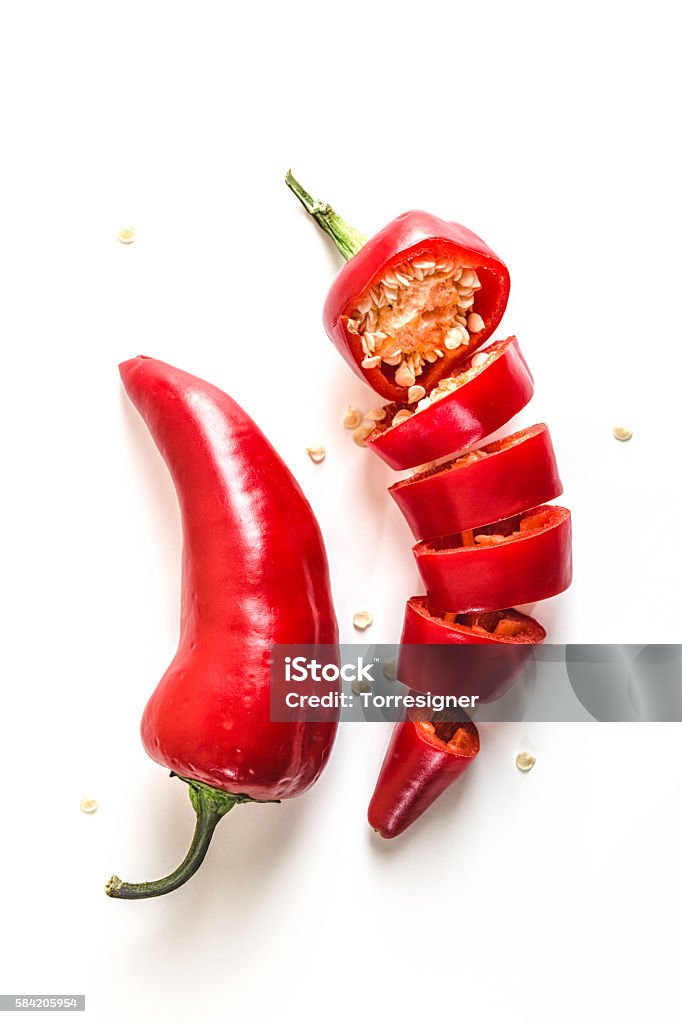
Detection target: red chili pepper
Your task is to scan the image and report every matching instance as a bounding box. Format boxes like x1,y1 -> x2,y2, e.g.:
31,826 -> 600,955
367,718 -> 480,839
364,337 -> 534,470
389,423 -> 562,540
414,505 -> 572,613
286,171 -> 510,403
398,595 -> 545,704
106,357 -> 338,900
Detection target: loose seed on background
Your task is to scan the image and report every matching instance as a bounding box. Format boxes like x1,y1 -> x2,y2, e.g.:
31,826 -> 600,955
117,226 -> 136,245
352,424 -> 374,446
80,796 -> 98,814
353,611 -> 373,631
306,445 -> 326,464
351,678 -> 372,696
515,752 -> 536,773
383,661 -> 398,679
365,407 -> 387,421
343,406 -> 363,429
613,426 -> 633,442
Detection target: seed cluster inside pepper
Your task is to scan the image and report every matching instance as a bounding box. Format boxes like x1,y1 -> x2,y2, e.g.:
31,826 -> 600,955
374,342 -> 498,429
346,256 -> 485,392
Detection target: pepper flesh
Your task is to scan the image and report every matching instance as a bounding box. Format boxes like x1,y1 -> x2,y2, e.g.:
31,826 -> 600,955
414,505 -> 572,613
389,423 -> 562,540
286,171 -> 510,402
368,718 -> 480,839
106,357 -> 338,899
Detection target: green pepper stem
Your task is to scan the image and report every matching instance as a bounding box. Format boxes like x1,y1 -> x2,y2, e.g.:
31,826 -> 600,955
285,170 -> 367,261
105,777 -> 250,900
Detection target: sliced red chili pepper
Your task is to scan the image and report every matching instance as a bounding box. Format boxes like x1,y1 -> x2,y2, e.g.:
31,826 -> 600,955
106,356 -> 338,899
398,595 -> 545,704
414,504 -> 572,612
286,171 -> 510,402
367,717 -> 480,839
389,423 -> 562,540
364,336 -> 534,470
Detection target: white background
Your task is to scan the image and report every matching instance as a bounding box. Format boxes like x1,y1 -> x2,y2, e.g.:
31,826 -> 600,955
1,2 -> 681,1021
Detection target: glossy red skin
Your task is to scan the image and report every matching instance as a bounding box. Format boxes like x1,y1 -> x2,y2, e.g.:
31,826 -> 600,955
390,423 -> 562,541
398,596 -> 545,703
365,337 -> 534,470
323,210 -> 510,402
120,357 -> 339,801
368,719 -> 480,838
415,505 -> 572,613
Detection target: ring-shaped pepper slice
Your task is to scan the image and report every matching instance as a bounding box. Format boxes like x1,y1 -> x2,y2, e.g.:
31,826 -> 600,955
414,505 -> 572,612
397,595 -> 545,704
389,423 -> 562,540
365,336 -> 534,470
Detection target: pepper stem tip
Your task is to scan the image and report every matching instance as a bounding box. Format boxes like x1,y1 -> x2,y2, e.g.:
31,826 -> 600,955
284,169 -> 367,261
105,777 -> 250,901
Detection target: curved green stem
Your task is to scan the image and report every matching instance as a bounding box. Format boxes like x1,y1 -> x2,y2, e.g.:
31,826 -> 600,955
105,777 -> 250,900
285,170 -> 367,261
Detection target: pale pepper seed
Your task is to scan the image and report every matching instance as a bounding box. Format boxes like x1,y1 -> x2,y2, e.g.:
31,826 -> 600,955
80,796 -> 98,814
613,426 -> 633,442
117,226 -> 136,245
353,424 -> 374,446
306,446 -> 326,464
353,611 -> 373,631
515,752 -> 536,773
351,679 -> 372,695
343,407 -> 363,430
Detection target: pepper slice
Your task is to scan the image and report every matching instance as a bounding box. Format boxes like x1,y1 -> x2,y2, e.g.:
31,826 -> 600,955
397,595 -> 545,704
364,336 -> 534,470
367,717 -> 480,839
389,423 -> 562,540
286,171 -> 510,402
414,505 -> 572,612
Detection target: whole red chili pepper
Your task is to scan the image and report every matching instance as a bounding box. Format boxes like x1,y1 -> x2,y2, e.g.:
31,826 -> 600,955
389,424 -> 563,541
368,717 -> 480,839
414,505 -> 572,613
106,357 -> 338,900
286,171 -> 510,404
364,336 -> 534,470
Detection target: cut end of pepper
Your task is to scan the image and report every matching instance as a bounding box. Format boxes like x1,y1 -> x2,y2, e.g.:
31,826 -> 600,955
418,718 -> 480,757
